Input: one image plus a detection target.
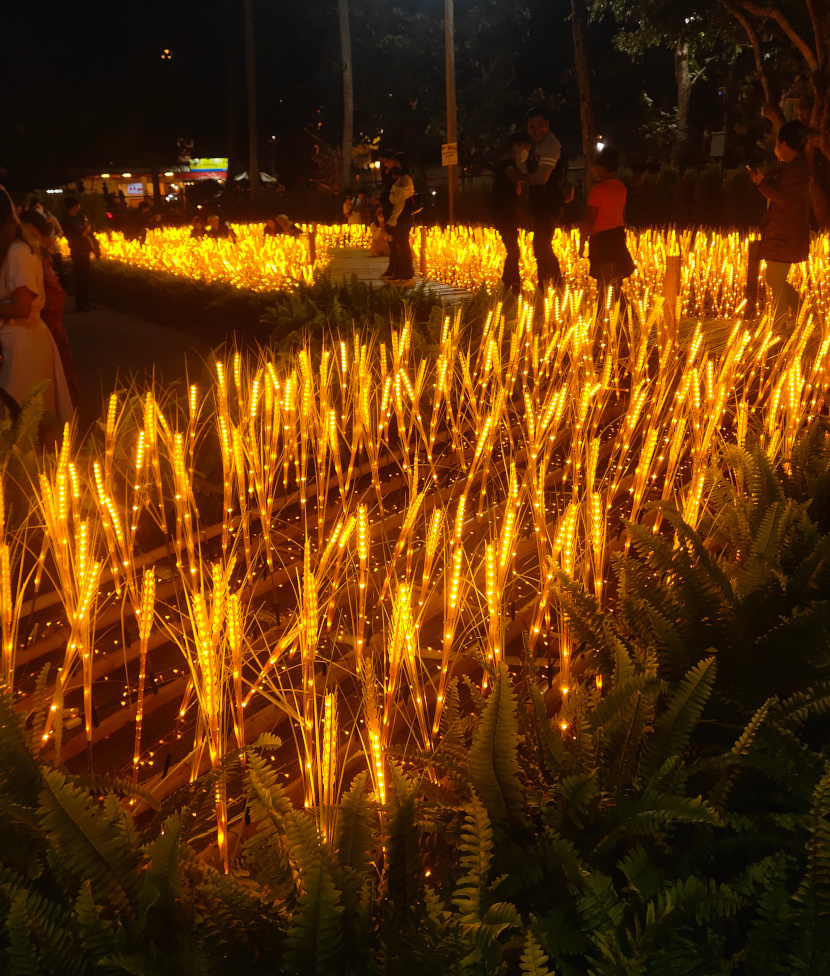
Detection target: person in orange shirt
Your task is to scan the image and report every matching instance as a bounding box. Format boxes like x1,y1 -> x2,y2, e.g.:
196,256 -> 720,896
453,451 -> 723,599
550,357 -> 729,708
580,146 -> 635,318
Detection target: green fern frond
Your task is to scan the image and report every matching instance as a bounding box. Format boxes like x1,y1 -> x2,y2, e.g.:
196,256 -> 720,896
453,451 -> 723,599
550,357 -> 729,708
334,771 -> 374,880
74,879 -> 120,963
283,862 -> 344,975
37,768 -> 140,916
27,664 -> 50,754
789,763 -> 830,973
4,889 -> 41,976
527,671 -> 568,780
735,501 -> 782,596
451,794 -> 493,922
519,931 -> 553,975
439,677 -> 466,745
709,697 -> 775,811
0,684 -> 45,812
576,870 -> 624,934
140,811 -> 182,914
468,662 -> 524,823
640,656 -> 717,781
617,842 -> 661,900
384,763 -> 420,912
587,674 -> 657,732
592,790 -> 719,857
286,809 -> 323,878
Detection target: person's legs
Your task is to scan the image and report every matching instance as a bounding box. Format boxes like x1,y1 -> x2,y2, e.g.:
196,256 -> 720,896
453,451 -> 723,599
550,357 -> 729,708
497,224 -> 521,292
391,220 -> 414,281
385,232 -> 400,280
764,261 -> 798,326
532,211 -> 561,291
71,251 -> 91,310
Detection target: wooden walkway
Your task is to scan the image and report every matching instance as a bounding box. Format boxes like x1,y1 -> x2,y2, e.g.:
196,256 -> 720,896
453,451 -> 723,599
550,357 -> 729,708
326,247 -> 471,303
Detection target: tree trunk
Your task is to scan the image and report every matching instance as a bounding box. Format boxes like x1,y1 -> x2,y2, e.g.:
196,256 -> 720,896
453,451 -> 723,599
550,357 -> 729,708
673,39 -> 692,167
570,0 -> 597,175
243,0 -> 260,204
338,0 -> 354,191
227,0 -> 239,183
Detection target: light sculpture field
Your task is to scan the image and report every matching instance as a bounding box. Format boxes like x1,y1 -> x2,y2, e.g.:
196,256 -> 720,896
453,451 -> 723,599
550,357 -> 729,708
15,226 -> 830,865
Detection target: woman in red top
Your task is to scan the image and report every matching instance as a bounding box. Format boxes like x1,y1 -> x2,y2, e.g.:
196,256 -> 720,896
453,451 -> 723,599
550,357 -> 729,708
749,120 -> 811,328
580,146 -> 634,318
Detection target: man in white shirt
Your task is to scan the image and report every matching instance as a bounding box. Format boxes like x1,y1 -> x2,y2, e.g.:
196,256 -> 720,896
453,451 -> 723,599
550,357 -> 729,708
525,107 -> 564,290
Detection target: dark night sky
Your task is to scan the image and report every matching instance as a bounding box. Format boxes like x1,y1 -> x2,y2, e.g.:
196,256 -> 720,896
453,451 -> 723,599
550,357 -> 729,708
2,0 -> 680,190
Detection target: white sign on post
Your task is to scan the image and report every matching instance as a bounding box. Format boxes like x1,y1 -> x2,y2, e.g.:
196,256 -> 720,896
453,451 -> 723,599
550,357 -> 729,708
442,142 -> 458,167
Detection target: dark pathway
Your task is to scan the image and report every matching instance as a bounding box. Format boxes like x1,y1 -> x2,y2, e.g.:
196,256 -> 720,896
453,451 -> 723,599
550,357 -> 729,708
65,302 -> 212,432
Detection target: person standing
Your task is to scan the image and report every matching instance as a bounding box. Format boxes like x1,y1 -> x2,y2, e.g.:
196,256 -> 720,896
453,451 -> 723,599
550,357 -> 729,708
377,148 -> 398,279
385,153 -> 415,287
491,133 -> 532,295
748,120 -> 811,328
0,187 -> 73,428
579,146 -> 635,317
525,107 -> 564,292
20,211 -> 80,407
61,196 -> 95,312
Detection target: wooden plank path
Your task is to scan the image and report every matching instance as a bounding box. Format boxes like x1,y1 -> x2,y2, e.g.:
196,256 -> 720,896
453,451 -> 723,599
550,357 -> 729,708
326,246 -> 472,303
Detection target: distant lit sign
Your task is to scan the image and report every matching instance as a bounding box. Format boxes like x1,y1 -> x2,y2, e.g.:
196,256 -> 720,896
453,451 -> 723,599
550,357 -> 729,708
189,157 -> 228,173
442,143 -> 458,167
126,182 -> 145,196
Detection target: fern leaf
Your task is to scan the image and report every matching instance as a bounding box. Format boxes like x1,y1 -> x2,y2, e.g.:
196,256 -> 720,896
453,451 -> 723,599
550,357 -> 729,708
527,671 -> 567,779
140,811 -> 182,915
27,663 -> 51,753
334,771 -> 374,879
789,763 -> 830,973
468,662 -> 523,823
451,794 -> 493,922
5,890 -> 40,976
592,790 -> 719,857
519,932 -> 553,975
286,808 -> 323,878
640,656 -> 717,781
736,501 -> 782,596
283,863 -> 344,975
617,843 -> 662,900
384,763 -> 420,911
75,880 -> 120,963
709,697 -> 775,811
38,768 -> 140,916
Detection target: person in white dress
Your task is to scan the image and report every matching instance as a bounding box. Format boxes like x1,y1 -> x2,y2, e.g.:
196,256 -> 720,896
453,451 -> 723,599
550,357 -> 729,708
0,186 -> 73,428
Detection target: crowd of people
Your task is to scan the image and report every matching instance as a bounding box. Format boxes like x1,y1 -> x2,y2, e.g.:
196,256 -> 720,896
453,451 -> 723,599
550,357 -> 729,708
489,106 -> 633,312
490,105 -> 821,327
0,104 -> 821,444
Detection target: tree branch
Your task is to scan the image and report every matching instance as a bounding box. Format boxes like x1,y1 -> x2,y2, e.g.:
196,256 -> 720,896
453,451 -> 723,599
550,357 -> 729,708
719,0 -> 774,102
805,0 -> 827,70
691,57 -> 718,88
726,0 -> 819,71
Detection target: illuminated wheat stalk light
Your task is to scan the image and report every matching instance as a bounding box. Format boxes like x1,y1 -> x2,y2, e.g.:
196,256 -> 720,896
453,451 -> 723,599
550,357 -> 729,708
132,568 -> 156,783
419,509 -> 442,606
